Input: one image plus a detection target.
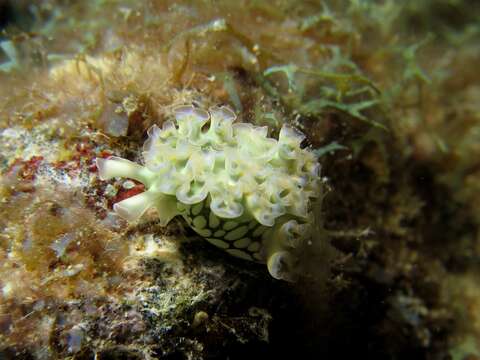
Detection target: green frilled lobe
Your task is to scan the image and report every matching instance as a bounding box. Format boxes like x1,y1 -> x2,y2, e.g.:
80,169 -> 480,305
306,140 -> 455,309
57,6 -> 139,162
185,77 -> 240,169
96,105 -> 320,280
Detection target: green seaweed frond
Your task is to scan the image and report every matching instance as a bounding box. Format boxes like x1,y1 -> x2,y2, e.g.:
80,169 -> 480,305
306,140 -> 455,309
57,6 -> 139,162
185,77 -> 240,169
264,64 -> 299,93
301,98 -> 384,129
313,141 -> 348,158
401,34 -> 433,84
262,61 -> 385,129
217,72 -> 243,112
298,2 -> 336,32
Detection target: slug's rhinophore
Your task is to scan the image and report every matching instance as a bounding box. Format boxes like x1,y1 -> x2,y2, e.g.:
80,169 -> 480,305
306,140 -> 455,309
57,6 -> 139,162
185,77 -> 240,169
96,105 -> 320,280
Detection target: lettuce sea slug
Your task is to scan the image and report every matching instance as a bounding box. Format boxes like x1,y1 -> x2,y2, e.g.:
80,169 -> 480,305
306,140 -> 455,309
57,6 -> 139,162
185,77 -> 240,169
96,105 -> 320,280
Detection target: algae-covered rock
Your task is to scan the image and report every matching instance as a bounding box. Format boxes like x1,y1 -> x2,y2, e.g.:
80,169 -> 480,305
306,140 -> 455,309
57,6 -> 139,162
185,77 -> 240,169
0,0 -> 479,359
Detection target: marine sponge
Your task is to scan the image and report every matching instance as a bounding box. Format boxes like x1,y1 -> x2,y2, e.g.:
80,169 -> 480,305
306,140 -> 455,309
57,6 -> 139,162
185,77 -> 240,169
96,105 -> 320,280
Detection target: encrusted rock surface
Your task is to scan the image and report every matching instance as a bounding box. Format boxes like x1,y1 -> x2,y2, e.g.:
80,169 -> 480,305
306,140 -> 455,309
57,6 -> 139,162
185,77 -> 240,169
1,1 -> 480,359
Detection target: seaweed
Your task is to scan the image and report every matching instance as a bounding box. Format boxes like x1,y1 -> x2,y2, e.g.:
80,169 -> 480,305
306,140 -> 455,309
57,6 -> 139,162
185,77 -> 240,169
263,63 -> 385,129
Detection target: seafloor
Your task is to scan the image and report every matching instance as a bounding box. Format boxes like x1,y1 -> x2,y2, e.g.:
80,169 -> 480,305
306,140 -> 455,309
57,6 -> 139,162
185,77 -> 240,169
0,1 -> 479,359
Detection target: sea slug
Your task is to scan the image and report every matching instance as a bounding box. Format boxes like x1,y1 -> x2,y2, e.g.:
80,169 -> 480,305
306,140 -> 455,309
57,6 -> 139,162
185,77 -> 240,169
96,105 -> 320,280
